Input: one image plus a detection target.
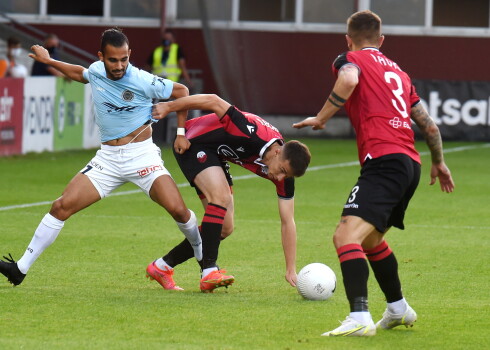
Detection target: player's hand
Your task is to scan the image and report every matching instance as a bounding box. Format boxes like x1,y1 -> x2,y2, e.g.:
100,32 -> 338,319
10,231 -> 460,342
292,116 -> 325,131
430,162 -> 455,193
28,45 -> 51,63
151,102 -> 171,120
174,136 -> 190,154
285,270 -> 297,287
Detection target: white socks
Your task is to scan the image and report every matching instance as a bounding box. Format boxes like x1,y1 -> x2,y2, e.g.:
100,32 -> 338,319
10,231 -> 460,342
176,209 -> 202,261
17,213 -> 64,274
154,258 -> 171,271
387,298 -> 408,315
202,267 -> 218,279
350,311 -> 374,324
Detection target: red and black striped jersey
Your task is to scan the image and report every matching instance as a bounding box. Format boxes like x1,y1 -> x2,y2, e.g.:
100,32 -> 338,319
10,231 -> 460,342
184,106 -> 294,199
333,48 -> 421,165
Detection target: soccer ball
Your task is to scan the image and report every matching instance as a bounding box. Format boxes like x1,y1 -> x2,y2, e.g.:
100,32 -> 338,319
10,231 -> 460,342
296,263 -> 336,301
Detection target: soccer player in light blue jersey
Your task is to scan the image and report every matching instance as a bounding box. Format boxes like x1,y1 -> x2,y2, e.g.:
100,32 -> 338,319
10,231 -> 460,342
0,28 -> 201,290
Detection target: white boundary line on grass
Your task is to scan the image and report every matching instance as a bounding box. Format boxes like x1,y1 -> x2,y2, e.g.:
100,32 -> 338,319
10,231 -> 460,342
1,143 -> 489,212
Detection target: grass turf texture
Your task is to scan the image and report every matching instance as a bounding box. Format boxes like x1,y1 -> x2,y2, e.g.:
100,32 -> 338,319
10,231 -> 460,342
0,139 -> 489,349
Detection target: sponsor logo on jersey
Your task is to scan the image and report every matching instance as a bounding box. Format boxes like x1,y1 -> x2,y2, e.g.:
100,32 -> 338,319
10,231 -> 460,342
246,125 -> 255,133
197,151 -> 207,163
389,116 -> 411,129
137,164 -> 163,177
102,102 -> 137,113
237,146 -> 245,152
121,89 -> 134,102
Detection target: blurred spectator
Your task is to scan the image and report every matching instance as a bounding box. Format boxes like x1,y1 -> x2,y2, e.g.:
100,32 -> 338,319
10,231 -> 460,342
31,33 -> 64,76
146,29 -> 193,87
0,36 -> 28,78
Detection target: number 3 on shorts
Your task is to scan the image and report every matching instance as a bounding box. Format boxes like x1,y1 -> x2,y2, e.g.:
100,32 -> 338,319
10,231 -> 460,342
348,185 -> 359,203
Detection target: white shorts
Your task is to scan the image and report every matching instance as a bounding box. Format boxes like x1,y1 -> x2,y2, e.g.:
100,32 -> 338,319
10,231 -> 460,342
80,138 -> 171,198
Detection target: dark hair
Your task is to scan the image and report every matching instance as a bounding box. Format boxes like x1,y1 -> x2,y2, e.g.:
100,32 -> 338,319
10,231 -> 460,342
282,140 -> 311,177
100,27 -> 129,53
347,10 -> 381,44
7,36 -> 20,47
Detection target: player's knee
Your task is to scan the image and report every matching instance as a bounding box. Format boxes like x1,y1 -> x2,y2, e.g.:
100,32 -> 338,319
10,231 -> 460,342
49,198 -> 72,221
168,203 -> 189,222
220,225 -> 234,239
332,230 -> 347,249
208,193 -> 232,210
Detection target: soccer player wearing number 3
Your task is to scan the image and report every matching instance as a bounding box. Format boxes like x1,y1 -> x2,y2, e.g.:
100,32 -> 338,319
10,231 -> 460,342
293,10 -> 455,337
0,28 -> 202,288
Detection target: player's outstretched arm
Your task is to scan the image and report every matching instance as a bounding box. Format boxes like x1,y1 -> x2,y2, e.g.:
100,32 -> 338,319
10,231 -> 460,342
152,94 -> 231,120
411,103 -> 455,193
29,45 -> 88,83
278,198 -> 297,287
293,64 -> 358,130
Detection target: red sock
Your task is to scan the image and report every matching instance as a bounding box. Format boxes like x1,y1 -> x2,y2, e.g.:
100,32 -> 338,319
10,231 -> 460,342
201,203 -> 227,269
337,244 -> 369,312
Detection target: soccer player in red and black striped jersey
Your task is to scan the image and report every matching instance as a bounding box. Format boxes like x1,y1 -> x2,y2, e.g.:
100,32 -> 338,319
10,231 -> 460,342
294,10 -> 454,336
151,93 -> 311,292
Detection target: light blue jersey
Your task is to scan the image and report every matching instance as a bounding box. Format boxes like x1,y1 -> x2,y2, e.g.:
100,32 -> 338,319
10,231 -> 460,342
83,61 -> 174,142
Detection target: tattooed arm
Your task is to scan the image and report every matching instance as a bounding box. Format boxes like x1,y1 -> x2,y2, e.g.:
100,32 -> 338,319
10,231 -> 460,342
411,103 -> 455,193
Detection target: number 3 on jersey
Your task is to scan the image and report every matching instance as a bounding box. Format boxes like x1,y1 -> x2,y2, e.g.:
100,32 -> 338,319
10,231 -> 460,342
385,71 -> 408,118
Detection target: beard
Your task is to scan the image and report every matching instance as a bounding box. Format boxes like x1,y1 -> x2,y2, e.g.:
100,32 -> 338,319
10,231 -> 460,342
104,62 -> 127,80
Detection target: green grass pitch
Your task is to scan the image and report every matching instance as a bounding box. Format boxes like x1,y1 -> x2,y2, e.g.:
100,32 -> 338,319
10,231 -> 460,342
0,139 -> 489,349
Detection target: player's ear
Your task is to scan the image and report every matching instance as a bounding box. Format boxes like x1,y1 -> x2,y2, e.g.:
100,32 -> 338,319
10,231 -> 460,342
345,35 -> 353,50
128,48 -> 131,58
378,35 -> 385,48
97,51 -> 103,61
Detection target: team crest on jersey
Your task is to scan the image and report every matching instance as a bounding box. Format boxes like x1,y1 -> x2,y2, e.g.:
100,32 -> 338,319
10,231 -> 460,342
122,89 -> 134,101
197,151 -> 207,163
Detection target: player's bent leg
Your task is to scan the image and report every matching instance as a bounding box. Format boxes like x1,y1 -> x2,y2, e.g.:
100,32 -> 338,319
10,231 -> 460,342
199,189 -> 235,240
149,175 -> 202,261
149,174 -> 189,222
50,173 -> 102,221
328,216 -> 377,335
194,168 -> 235,291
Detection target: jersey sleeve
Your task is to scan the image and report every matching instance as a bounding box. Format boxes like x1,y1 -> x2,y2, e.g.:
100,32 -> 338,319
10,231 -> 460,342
332,51 -> 360,77
82,69 -> 89,82
220,106 -> 256,136
137,68 -> 174,100
409,83 -> 421,107
276,177 -> 295,199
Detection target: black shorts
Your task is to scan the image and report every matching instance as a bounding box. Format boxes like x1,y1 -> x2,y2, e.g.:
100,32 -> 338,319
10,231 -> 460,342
341,153 -> 421,233
173,143 -> 233,195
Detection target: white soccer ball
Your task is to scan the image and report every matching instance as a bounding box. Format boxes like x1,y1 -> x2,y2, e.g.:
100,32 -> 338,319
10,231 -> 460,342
296,263 -> 336,301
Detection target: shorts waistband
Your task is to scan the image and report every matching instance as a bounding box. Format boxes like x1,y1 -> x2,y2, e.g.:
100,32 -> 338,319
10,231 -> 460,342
100,137 -> 153,152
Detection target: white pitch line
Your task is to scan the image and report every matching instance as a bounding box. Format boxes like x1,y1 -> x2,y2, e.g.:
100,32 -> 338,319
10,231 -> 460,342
1,143 -> 488,212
